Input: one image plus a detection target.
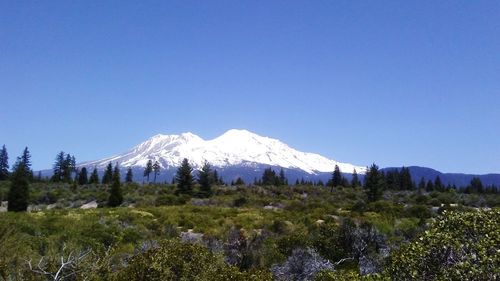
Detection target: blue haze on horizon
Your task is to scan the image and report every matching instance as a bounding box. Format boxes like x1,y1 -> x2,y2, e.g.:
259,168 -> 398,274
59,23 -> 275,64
0,1 -> 499,174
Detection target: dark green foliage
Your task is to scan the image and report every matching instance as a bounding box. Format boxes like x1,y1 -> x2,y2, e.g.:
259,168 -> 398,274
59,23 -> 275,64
399,167 -> 414,190
197,161 -> 213,198
7,158 -> 29,212
235,177 -> 245,186
15,147 -> 33,180
388,210 -> 499,280
364,164 -> 384,202
52,151 -> 76,182
144,160 -> 153,183
125,167 -> 133,183
152,161 -> 160,183
418,177 -> 426,190
261,168 -> 279,186
466,177 -> 484,193
89,167 -> 99,184
278,168 -> 287,186
108,164 -> 123,207
117,239 -> 271,280
175,158 -> 194,196
434,175 -> 444,192
102,162 -> 113,184
426,179 -> 434,192
0,145 -> 9,180
351,169 -> 360,187
331,165 -> 342,191
78,167 -> 88,185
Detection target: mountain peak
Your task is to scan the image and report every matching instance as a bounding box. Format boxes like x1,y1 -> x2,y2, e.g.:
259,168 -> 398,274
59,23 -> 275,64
79,129 -> 366,174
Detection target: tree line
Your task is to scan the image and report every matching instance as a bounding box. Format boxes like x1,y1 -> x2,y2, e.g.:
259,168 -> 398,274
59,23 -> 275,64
0,145 -> 497,212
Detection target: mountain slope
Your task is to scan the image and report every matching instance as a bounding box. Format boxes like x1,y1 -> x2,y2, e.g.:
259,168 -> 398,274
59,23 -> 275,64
79,129 -> 366,175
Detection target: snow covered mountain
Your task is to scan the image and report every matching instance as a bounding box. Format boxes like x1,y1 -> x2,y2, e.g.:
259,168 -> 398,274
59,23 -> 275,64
79,129 -> 366,176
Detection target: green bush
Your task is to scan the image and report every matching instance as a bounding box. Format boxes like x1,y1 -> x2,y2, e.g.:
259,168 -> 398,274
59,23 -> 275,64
116,239 -> 272,280
388,210 -> 500,280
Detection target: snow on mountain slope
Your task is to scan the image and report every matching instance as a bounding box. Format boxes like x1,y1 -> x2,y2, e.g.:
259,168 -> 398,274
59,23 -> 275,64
79,129 -> 366,174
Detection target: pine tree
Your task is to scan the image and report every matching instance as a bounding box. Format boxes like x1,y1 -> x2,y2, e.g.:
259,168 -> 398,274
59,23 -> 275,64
78,167 -> 88,185
197,161 -> 213,198
7,155 -> 30,211
175,158 -> 194,196
426,180 -> 434,192
469,177 -> 484,193
331,165 -> 342,192
400,167 -> 414,190
418,177 -> 426,190
89,167 -> 99,184
144,160 -> 153,183
63,153 -> 74,182
52,151 -> 65,182
152,161 -> 160,183
108,164 -> 123,207
0,145 -> 9,180
213,170 -> 219,185
102,162 -> 113,184
278,168 -> 287,186
350,169 -> 360,187
434,176 -> 444,192
235,177 -> 245,186
19,147 -> 33,180
261,168 -> 278,186
364,163 -> 384,202
125,167 -> 133,183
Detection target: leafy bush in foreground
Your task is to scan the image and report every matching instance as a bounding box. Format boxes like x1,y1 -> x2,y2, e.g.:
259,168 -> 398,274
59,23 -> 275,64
388,210 -> 499,280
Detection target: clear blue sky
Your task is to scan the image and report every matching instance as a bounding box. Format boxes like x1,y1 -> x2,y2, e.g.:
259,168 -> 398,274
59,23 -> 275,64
1,1 -> 499,173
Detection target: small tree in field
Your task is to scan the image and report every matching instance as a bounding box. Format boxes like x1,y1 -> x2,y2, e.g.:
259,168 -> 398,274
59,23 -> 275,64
152,161 -> 160,183
331,165 -> 342,192
7,154 -> 30,212
0,145 -> 9,180
108,164 -> 123,207
175,158 -> 194,196
125,167 -> 133,183
197,161 -> 213,198
143,160 -> 153,183
364,164 -> 384,202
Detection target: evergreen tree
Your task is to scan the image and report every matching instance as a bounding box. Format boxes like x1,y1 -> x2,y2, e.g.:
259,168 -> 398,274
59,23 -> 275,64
78,167 -> 88,185
317,179 -> 325,186
0,145 -> 9,180
7,155 -> 30,212
63,153 -> 74,182
364,163 -> 384,202
19,147 -> 33,179
434,176 -> 444,192
295,179 -> 300,185
175,158 -> 194,196
426,180 -> 434,192
108,164 -> 123,207
144,160 -> 153,183
89,167 -> 99,184
261,168 -> 278,186
399,167 -> 414,190
235,177 -> 245,185
278,168 -> 287,186
213,170 -> 219,185
331,165 -> 342,192
469,177 -> 484,193
418,177 -> 426,190
351,169 -> 360,187
152,161 -> 160,183
102,162 -> 113,184
52,151 -> 65,182
197,161 -> 213,198
125,167 -> 133,183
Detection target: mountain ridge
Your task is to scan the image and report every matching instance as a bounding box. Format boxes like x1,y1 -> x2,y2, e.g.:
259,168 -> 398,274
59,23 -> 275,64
79,129 -> 366,175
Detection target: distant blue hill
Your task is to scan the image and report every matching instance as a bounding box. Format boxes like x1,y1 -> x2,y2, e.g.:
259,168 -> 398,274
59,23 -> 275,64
381,166 -> 500,187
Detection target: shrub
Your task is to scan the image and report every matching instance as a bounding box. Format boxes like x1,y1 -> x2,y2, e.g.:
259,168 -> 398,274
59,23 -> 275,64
117,239 -> 271,280
388,210 -> 500,280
